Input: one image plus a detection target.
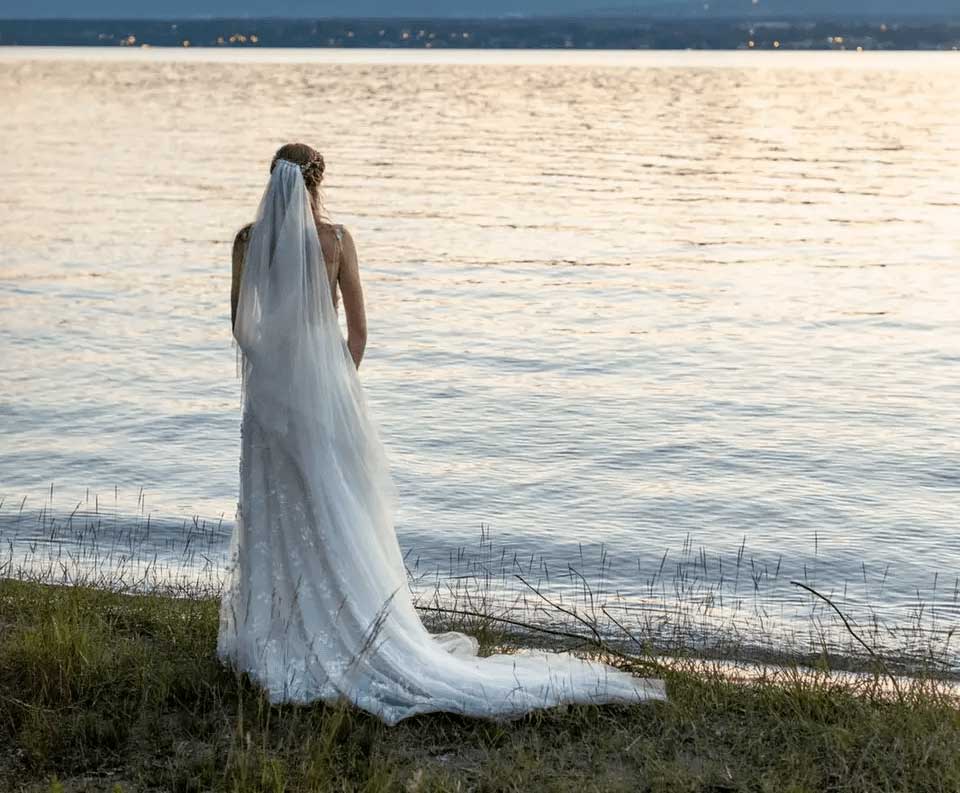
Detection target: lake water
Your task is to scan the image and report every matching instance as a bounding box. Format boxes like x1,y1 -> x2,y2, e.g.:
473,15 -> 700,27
1,48 -> 958,663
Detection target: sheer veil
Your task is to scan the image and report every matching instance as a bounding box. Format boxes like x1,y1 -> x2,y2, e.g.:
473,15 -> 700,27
233,159 -> 406,591
217,160 -> 666,725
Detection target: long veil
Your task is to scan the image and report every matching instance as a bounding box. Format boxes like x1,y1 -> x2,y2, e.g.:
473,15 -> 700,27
217,160 -> 666,725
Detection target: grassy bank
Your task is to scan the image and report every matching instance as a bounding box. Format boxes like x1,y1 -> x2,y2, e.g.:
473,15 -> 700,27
0,578 -> 958,793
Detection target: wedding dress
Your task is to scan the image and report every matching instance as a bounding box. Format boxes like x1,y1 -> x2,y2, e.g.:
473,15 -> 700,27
216,159 -> 666,725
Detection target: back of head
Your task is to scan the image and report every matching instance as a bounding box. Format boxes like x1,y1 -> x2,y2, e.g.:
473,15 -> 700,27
271,143 -> 325,196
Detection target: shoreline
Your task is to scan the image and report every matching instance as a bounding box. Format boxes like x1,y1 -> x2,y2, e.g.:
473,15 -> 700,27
3,496 -> 957,684
7,570 -> 960,687
1,577 -> 957,791
2,16 -> 959,52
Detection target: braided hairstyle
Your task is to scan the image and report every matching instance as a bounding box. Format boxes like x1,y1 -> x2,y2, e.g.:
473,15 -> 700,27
233,143 -> 334,326
270,142 -> 327,221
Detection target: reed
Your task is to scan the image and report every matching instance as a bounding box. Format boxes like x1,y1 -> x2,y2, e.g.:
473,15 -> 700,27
1,576 -> 958,792
2,494 -> 957,681
1,493 -> 958,790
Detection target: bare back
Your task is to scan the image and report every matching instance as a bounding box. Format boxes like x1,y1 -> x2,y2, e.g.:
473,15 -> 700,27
231,220 -> 367,368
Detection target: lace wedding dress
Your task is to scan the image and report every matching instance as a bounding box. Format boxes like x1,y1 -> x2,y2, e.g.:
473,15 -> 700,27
216,160 -> 666,725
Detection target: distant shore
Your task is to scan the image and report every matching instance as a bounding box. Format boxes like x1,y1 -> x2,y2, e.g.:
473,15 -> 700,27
1,17 -> 959,51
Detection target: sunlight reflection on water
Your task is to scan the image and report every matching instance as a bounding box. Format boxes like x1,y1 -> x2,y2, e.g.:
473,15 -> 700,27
0,49 -> 958,649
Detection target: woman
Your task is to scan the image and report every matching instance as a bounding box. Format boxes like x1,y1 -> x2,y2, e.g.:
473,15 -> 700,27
217,142 -> 666,725
230,144 -> 367,370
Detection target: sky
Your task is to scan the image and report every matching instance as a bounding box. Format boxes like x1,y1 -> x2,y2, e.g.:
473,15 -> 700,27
1,0 -> 956,18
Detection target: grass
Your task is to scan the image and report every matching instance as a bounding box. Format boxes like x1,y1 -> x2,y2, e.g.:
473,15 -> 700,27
1,578 -> 958,793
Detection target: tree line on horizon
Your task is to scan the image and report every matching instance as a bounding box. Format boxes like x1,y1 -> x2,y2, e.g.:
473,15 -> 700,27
1,17 -> 958,50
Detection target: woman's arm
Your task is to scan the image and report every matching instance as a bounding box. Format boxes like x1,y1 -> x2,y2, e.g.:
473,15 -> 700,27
337,227 -> 367,369
231,225 -> 252,328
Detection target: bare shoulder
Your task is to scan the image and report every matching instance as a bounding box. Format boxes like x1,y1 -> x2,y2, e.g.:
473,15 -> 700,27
338,225 -> 357,254
317,222 -> 348,242
234,223 -> 254,248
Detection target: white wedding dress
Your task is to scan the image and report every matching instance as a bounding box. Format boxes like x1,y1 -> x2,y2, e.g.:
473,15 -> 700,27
216,160 -> 666,725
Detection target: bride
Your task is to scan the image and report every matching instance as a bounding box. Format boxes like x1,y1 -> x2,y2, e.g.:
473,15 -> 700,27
216,142 -> 666,725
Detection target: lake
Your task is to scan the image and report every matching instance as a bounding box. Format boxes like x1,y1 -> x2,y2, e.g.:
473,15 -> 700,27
1,47 -> 958,663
